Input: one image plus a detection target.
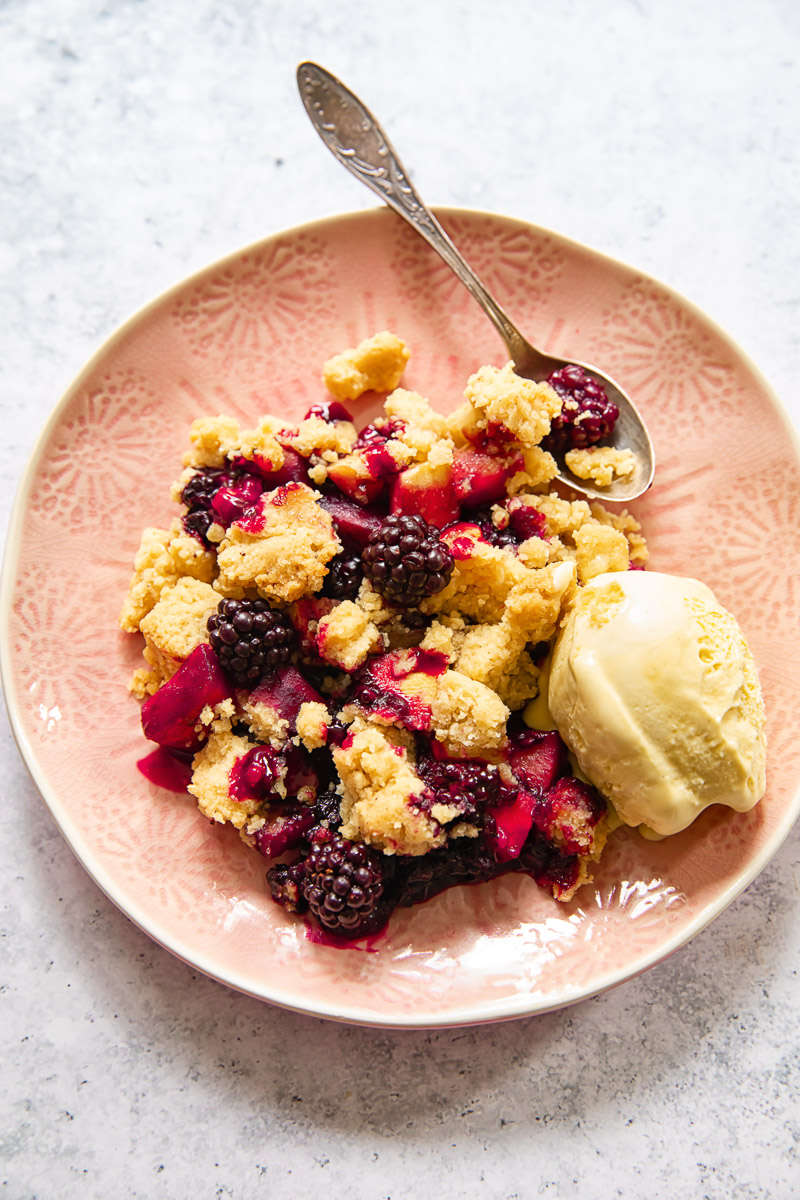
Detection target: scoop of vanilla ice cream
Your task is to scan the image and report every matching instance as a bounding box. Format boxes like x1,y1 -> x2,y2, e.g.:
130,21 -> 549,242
548,571 -> 766,836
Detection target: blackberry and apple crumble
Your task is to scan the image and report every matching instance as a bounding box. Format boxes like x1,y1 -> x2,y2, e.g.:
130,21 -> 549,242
121,330 -> 660,940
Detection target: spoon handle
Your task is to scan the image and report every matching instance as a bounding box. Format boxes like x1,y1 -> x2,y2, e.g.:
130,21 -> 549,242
297,62 -> 543,373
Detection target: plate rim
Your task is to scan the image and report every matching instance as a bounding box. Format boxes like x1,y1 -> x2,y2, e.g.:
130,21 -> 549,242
2,204 -> 799,1028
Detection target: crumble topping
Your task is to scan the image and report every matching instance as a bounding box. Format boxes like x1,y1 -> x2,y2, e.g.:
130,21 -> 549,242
215,483 -> 340,602
236,415 -> 287,469
457,362 -> 562,449
182,414 -> 287,473
189,730 -> 268,828
295,701 -> 331,751
429,669 -> 509,754
573,523 -> 630,583
119,521 -> 216,632
241,697 -> 291,747
122,330 -> 653,939
334,721 -> 442,855
316,600 -> 383,671
289,415 -> 358,458
383,389 -> 450,460
322,331 -> 410,401
419,619 -> 460,663
139,577 -> 219,686
183,415 -> 243,468
506,445 -> 560,494
449,561 -> 575,705
566,446 -> 637,487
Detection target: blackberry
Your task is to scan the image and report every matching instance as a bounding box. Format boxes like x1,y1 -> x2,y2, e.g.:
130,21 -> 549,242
181,468 -> 230,547
361,514 -> 454,606
470,506 -> 518,552
207,598 -> 294,684
417,757 -> 506,824
396,838 -> 500,907
397,607 -> 429,630
544,365 -> 619,453
181,467 -> 229,511
302,830 -> 387,937
312,786 -> 343,830
325,718 -> 349,748
267,860 -> 308,913
321,551 -> 363,601
182,508 -> 216,547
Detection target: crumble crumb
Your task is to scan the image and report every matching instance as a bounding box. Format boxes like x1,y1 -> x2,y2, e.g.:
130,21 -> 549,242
334,722 -> 443,855
323,331 -> 410,401
573,524 -> 630,583
452,562 -> 574,704
307,460 -> 329,485
139,577 -> 219,685
497,650 -> 542,710
589,502 -> 649,565
505,446 -> 560,494
237,417 -> 286,471
119,521 -> 216,632
180,414 -> 286,476
419,620 -> 460,663
565,446 -> 637,487
289,415 -> 357,458
204,697 -> 236,734
430,670 -> 509,754
516,492 -> 593,540
384,389 -> 451,461
241,696 -> 291,747
425,526 -> 532,623
129,667 -> 159,700
454,621 -> 527,698
295,701 -> 331,751
508,491 -> 647,572
503,562 -> 577,643
316,600 -> 383,671
183,415 -> 242,468
460,363 -> 562,449
189,730 -> 269,828
354,580 -> 396,628
216,483 -> 340,602
516,538 -> 549,569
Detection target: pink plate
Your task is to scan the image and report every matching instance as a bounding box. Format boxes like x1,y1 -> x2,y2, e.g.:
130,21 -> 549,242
3,207 -> 800,1027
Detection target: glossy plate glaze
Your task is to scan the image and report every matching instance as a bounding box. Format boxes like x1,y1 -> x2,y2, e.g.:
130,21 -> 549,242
3,208 -> 800,1028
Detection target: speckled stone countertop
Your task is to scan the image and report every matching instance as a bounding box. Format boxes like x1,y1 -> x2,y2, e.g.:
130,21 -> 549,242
2,2 -> 799,1197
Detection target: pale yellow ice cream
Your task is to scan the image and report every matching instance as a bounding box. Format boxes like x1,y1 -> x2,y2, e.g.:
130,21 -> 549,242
548,571 -> 767,837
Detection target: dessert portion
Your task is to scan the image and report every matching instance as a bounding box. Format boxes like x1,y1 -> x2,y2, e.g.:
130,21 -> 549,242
549,571 -> 767,836
120,329 -> 764,942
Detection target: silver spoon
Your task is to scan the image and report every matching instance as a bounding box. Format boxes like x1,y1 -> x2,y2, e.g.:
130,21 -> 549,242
297,61 -> 654,504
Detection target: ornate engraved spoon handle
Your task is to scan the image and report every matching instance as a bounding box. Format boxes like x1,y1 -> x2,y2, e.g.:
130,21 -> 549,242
297,61 -> 538,371
296,61 -> 655,503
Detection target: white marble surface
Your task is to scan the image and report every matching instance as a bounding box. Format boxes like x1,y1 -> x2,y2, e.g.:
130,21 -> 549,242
2,1 -> 799,1197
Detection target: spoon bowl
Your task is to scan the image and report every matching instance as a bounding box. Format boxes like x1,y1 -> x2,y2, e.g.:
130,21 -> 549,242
297,61 -> 655,503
